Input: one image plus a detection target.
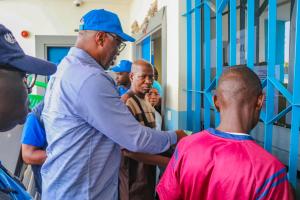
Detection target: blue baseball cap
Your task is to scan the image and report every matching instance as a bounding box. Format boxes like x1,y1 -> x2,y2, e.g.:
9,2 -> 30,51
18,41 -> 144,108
111,60 -> 132,72
0,24 -> 56,75
79,9 -> 135,42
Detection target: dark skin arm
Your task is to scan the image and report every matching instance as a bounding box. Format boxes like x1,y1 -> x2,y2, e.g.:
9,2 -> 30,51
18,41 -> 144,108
122,149 -> 170,167
122,130 -> 186,167
21,144 -> 47,165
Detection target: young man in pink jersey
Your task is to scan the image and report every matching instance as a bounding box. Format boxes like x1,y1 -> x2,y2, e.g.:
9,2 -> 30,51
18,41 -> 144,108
157,66 -> 294,200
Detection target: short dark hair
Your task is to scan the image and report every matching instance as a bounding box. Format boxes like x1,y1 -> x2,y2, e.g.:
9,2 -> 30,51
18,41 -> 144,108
219,65 -> 262,95
216,65 -> 262,107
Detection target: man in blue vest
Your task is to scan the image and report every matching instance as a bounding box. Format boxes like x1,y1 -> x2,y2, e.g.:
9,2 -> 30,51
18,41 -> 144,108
0,24 -> 56,199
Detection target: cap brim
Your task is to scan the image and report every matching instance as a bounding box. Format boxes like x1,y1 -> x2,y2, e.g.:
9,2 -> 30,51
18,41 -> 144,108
9,55 -> 57,75
117,32 -> 135,42
110,66 -> 129,72
110,66 -> 121,72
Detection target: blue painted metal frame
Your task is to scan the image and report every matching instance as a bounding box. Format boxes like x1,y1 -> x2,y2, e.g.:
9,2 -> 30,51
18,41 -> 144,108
229,0 -> 236,66
204,2 -> 211,129
218,0 -> 229,13
215,0 -> 223,126
194,0 -> 202,132
288,0 -> 300,188
264,0 -> 276,152
186,0 -> 193,131
268,77 -> 293,104
183,0 -> 299,187
141,36 -> 151,62
247,0 -> 255,69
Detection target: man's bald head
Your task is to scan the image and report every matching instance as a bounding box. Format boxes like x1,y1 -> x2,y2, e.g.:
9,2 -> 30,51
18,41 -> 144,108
131,60 -> 153,73
216,66 -> 262,108
0,66 -> 29,131
214,65 -> 264,132
130,60 -> 154,97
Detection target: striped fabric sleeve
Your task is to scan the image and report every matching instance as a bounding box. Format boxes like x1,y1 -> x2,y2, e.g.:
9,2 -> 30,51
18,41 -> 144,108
255,167 -> 292,200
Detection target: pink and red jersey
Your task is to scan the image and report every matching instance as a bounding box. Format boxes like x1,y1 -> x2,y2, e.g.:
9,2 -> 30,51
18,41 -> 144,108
157,129 -> 293,200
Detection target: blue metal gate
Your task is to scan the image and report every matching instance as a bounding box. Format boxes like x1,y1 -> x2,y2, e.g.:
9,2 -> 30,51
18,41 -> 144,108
183,0 -> 300,188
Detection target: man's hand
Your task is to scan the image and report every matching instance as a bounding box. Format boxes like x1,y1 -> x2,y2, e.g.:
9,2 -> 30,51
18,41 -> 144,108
175,130 -> 187,142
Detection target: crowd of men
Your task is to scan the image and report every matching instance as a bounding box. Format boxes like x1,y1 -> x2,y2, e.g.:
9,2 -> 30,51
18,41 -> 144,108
0,8 -> 295,200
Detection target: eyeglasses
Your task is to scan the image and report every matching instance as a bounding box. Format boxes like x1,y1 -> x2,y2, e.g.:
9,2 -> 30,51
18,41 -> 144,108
106,32 -> 126,53
24,74 -> 37,92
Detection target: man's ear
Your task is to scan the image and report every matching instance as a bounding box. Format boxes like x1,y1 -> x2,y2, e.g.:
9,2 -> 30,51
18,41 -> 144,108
256,93 -> 265,110
213,94 -> 220,112
96,32 -> 105,46
129,72 -> 134,82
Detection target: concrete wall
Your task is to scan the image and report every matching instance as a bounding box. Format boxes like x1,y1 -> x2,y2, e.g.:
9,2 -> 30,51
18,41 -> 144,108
0,0 -> 132,62
130,0 -> 185,129
0,0 -> 133,170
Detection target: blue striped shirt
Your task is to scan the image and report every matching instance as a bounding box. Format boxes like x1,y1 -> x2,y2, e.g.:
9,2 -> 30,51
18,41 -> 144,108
41,47 -> 177,200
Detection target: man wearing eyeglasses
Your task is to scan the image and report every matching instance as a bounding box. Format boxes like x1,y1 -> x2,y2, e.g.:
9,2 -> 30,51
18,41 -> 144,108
41,9 -> 187,200
0,24 -> 56,199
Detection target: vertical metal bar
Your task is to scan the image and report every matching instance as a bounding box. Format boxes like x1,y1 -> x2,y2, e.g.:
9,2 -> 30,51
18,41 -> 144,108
255,0 -> 260,64
247,0 -> 254,68
230,0 -> 236,66
240,0 -> 246,63
215,0 -> 223,126
264,0 -> 276,152
186,0 -> 193,130
194,0 -> 202,132
288,0 -> 300,188
204,3 -> 211,129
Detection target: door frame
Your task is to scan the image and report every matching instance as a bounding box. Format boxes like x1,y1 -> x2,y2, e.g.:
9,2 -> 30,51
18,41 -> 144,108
35,35 -> 76,94
132,7 -> 167,120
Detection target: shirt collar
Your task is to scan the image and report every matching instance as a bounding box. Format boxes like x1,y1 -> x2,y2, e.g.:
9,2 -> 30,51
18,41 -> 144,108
68,47 -> 104,71
207,128 -> 254,141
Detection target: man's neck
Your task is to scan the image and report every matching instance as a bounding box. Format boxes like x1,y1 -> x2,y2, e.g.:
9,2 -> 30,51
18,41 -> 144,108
216,112 -> 251,134
75,44 -> 106,69
130,88 -> 145,99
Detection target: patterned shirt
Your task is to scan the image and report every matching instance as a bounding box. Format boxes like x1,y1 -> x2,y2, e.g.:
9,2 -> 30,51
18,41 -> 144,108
119,95 -> 157,200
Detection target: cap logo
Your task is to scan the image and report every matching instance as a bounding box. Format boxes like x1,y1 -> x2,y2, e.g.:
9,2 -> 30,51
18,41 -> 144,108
80,18 -> 84,25
4,33 -> 17,44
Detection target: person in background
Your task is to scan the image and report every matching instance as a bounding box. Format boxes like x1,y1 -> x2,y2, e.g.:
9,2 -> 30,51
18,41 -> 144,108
145,88 -> 162,131
152,67 -> 162,114
157,66 -> 294,200
0,24 -> 56,200
41,9 -> 186,200
111,60 -> 132,96
21,101 -> 47,198
119,60 -> 170,200
153,67 -> 162,96
145,87 -> 168,200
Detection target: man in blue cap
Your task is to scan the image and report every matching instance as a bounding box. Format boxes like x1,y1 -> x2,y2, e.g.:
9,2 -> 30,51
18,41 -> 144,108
0,24 -> 56,199
41,9 -> 186,200
111,60 -> 132,96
